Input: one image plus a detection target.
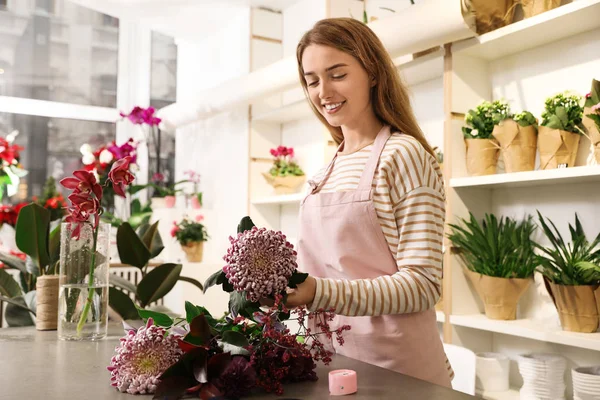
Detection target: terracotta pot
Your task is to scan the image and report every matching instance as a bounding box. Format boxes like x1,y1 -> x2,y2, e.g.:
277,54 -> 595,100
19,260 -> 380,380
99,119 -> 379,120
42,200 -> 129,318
191,196 -> 202,209
262,173 -> 306,195
182,241 -> 204,263
36,275 -> 60,331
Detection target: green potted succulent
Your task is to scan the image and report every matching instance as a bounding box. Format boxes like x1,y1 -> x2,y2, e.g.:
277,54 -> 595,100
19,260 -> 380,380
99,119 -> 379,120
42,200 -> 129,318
171,215 -> 209,263
535,212 -> 600,333
538,92 -> 585,169
448,213 -> 537,320
462,100 -> 505,176
262,146 -> 306,195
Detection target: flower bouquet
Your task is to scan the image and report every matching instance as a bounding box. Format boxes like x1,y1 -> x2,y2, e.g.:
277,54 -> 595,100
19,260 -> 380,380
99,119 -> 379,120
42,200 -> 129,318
538,92 -> 585,169
462,100 -> 502,176
108,216 -> 350,398
262,146 -> 306,194
171,215 -> 209,263
0,129 -> 27,202
80,138 -> 138,212
584,79 -> 600,163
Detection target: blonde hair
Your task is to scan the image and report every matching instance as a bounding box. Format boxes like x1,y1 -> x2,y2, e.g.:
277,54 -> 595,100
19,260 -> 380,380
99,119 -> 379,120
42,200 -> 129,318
296,18 -> 435,158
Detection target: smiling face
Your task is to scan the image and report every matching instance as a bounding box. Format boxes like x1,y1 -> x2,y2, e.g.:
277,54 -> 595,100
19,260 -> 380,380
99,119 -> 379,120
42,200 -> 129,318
301,44 -> 374,129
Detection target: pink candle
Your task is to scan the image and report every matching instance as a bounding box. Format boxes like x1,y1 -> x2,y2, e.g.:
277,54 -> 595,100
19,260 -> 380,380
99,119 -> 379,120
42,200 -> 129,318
329,369 -> 358,396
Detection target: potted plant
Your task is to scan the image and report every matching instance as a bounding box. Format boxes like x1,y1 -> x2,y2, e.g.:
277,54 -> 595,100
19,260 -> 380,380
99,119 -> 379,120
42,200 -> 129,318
172,215 -> 209,263
184,170 -> 203,209
447,213 -> 537,320
148,173 -> 188,209
262,146 -> 306,194
0,129 -> 27,203
584,79 -> 600,164
537,92 -> 585,169
492,108 -> 538,173
462,100 -> 503,176
520,0 -> 562,19
535,212 -> 600,333
464,0 -> 518,34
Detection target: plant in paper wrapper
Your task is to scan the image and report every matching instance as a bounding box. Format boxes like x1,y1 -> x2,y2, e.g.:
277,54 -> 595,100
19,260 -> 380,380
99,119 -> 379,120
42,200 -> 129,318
172,215 -> 209,263
262,146 -> 306,194
538,92 -> 584,169
584,80 -> 600,163
535,212 -> 600,333
461,100 -> 506,176
447,213 -> 537,320
107,216 -> 350,398
492,106 -> 539,173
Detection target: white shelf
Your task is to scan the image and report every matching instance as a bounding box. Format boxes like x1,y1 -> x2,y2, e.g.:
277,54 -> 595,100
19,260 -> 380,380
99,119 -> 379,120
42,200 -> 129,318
436,311 -> 445,323
450,166 -> 600,189
251,193 -> 304,206
477,388 -> 521,400
252,99 -> 313,123
454,0 -> 600,60
450,314 -> 600,351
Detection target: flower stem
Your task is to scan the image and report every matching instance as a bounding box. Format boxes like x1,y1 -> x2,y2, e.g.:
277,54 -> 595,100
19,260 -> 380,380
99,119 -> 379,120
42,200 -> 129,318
76,224 -> 100,336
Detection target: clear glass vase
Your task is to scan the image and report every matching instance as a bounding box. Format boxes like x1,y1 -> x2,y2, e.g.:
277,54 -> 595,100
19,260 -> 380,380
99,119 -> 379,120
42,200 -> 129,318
58,221 -> 110,341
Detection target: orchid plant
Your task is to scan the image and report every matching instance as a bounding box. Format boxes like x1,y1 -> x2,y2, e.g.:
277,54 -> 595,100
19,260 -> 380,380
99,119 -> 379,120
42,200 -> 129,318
60,156 -> 135,334
184,169 -> 203,206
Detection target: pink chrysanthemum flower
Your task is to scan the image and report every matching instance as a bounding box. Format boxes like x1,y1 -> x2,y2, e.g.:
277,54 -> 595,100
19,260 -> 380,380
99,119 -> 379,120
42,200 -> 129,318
107,319 -> 183,394
223,227 -> 297,302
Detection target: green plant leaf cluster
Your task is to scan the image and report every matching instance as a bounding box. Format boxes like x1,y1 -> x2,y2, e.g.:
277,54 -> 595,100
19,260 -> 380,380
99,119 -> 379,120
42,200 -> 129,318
447,213 -> 538,278
269,160 -> 305,177
462,100 -> 512,139
173,218 -> 209,246
541,92 -> 585,134
514,111 -> 538,127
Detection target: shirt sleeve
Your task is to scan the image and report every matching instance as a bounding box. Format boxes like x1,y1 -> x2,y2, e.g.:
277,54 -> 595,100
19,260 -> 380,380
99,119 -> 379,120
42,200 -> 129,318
308,144 -> 445,316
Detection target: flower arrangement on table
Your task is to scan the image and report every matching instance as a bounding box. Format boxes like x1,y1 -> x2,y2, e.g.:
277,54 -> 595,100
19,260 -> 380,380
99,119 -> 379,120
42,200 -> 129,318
538,92 -> 584,170
183,170 -> 203,209
171,214 -> 209,263
262,146 -> 306,195
0,130 -> 27,202
80,138 -> 139,212
108,216 -> 350,398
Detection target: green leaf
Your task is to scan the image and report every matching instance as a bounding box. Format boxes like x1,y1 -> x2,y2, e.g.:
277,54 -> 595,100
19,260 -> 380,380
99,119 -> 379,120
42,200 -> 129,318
221,330 -> 249,347
141,221 -> 164,259
0,252 -> 27,273
15,203 -> 51,272
108,287 -> 140,320
128,184 -> 149,195
48,223 -> 61,265
109,273 -> 137,294
0,268 -> 23,297
288,270 -> 308,288
136,263 -> 182,307
0,294 -> 35,314
117,222 -> 151,270
178,276 -> 203,292
4,295 -> 34,326
130,199 -> 142,215
128,212 -> 153,232
237,216 -> 255,234
185,301 -> 202,323
137,307 -> 174,327
189,314 -> 211,345
229,291 -> 258,319
203,269 -> 226,294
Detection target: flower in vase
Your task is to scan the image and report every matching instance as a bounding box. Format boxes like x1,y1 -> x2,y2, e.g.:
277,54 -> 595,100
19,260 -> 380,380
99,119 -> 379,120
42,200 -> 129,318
108,156 -> 135,197
108,319 -> 183,395
223,227 -> 297,302
60,170 -> 103,200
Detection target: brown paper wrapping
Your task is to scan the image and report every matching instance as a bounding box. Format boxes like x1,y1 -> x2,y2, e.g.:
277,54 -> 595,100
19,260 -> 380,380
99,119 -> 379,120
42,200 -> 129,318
537,126 -> 581,170
464,269 -> 531,320
492,120 -> 537,173
36,275 -> 60,331
465,138 -> 499,176
182,241 -> 204,263
583,106 -> 600,164
468,0 -> 517,34
544,277 -> 600,333
520,0 -> 562,18
262,173 -> 306,195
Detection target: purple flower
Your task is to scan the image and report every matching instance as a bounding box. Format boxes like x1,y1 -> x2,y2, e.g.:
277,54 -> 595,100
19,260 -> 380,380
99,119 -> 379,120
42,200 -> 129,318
223,227 -> 297,303
120,106 -> 161,126
107,318 -> 183,395
214,356 -> 256,398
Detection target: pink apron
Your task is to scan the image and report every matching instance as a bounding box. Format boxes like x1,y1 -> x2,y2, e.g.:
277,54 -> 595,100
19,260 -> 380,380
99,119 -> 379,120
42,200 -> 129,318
297,126 -> 451,388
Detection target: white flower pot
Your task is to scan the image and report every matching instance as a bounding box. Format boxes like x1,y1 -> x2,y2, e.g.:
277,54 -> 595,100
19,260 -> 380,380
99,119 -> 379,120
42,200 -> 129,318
476,352 -> 510,392
151,197 -> 167,209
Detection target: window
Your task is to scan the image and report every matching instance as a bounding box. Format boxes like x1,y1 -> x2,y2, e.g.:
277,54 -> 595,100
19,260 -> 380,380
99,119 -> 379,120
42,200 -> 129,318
0,0 -> 119,107
0,112 -> 115,200
148,31 -> 177,190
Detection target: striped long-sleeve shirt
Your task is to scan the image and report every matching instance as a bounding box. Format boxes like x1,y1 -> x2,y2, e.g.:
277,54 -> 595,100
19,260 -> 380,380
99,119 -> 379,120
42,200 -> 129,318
308,132 -> 445,316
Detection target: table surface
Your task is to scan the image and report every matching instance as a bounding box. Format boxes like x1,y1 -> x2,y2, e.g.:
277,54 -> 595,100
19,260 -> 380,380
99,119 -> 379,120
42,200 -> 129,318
0,324 -> 476,400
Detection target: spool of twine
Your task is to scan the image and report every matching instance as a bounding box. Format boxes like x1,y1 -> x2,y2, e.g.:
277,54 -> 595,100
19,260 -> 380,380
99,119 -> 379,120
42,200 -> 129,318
36,275 -> 60,331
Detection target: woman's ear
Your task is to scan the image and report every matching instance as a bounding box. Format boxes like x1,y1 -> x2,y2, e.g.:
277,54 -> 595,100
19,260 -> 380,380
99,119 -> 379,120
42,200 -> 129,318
370,76 -> 377,87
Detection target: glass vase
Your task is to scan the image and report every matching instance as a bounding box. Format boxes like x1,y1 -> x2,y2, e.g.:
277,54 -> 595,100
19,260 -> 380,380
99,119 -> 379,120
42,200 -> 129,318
58,221 -> 110,341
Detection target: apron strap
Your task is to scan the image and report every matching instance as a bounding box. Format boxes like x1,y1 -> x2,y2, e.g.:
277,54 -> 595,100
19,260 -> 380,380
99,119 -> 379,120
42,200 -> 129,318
357,125 -> 391,191
308,140 -> 344,195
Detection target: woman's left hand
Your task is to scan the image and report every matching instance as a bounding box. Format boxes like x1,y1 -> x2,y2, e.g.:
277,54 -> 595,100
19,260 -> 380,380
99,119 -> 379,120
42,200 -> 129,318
285,275 -> 317,308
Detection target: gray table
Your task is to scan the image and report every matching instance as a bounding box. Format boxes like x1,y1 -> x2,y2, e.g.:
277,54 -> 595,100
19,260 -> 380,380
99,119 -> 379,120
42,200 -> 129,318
0,324 -> 476,399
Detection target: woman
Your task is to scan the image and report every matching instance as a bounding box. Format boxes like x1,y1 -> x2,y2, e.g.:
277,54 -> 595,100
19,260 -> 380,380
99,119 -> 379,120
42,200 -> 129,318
285,18 -> 453,388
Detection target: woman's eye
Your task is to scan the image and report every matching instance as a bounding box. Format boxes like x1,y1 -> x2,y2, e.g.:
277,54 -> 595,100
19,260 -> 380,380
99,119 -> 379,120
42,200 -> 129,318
307,81 -> 319,87
332,74 -> 347,80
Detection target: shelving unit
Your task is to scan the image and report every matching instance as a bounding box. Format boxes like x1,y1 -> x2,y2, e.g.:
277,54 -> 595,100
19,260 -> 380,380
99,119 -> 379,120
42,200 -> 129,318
251,192 -> 304,206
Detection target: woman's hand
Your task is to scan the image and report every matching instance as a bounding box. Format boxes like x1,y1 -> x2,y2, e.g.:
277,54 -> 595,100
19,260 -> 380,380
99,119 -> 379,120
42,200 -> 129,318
285,275 -> 317,308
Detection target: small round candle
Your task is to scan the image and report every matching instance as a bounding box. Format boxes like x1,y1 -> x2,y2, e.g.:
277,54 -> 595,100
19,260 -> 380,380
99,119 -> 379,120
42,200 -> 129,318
329,369 -> 358,396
